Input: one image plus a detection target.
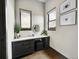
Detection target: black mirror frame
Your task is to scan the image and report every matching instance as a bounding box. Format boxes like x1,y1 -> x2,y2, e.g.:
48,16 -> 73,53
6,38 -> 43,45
20,9 -> 32,30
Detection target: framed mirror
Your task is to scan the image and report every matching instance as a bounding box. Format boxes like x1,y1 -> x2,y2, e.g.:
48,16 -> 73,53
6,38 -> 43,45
20,9 -> 32,30
47,7 -> 56,31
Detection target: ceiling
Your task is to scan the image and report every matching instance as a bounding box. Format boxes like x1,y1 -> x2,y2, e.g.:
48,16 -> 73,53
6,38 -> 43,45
15,0 -> 48,3
37,0 -> 48,3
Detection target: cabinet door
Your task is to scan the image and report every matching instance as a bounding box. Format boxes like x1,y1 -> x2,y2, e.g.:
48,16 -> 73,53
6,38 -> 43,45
12,43 -> 24,58
43,37 -> 50,49
12,40 -> 35,58
0,0 -> 6,59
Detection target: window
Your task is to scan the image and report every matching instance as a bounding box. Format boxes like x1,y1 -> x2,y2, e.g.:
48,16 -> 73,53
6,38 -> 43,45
48,8 -> 56,31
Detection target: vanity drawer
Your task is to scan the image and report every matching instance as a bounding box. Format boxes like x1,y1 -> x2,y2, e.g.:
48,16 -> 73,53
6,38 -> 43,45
12,40 -> 34,46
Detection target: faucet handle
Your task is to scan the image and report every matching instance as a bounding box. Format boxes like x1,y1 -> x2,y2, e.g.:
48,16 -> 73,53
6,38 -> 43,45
32,34 -> 34,37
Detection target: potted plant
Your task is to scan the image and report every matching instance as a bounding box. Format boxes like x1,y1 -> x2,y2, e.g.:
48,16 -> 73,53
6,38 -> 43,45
14,24 -> 21,38
41,30 -> 48,36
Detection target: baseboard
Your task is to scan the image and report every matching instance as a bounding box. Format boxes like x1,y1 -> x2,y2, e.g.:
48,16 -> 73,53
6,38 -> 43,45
49,47 -> 68,59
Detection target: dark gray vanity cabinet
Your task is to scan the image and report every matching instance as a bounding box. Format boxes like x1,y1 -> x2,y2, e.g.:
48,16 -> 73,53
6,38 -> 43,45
12,37 -> 50,59
12,39 -> 35,59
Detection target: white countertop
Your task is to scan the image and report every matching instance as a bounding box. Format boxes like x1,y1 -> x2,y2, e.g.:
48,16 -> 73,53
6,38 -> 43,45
12,36 -> 49,42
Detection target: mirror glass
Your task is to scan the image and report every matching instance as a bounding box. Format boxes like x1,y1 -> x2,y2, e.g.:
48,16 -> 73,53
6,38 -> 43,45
48,8 -> 56,31
20,9 -> 32,30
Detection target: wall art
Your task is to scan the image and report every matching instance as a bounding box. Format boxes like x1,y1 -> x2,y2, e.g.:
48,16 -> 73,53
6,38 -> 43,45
60,11 -> 77,25
60,0 -> 77,14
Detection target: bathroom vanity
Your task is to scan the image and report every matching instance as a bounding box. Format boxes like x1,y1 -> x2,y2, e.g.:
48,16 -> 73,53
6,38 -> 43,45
12,36 -> 50,59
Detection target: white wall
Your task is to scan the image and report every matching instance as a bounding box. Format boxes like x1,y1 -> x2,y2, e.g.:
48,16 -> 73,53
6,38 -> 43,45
45,0 -> 78,59
15,0 -> 44,37
6,0 -> 15,59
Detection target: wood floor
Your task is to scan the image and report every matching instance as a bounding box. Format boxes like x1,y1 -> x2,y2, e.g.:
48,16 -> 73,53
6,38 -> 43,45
20,48 -> 67,59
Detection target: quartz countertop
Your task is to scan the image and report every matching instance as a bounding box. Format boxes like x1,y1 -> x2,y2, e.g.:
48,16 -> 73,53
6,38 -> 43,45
12,36 -> 49,42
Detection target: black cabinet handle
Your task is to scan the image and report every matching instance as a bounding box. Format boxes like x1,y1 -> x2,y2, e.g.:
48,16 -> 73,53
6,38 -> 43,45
39,39 -> 42,41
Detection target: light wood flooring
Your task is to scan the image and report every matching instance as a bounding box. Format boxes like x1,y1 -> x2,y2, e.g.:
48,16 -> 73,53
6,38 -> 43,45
20,48 -> 67,59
